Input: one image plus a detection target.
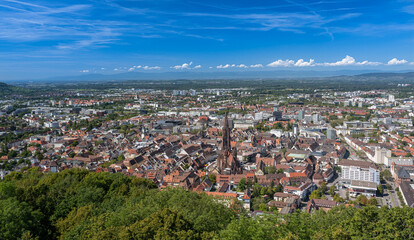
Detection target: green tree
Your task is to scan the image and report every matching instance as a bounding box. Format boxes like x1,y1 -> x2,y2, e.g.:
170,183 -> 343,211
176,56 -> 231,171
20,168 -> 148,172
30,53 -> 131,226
70,141 -> 79,147
1,143 -> 8,155
333,194 -> 344,203
7,150 -> 17,159
319,182 -> 328,194
119,208 -> 198,240
260,187 -> 267,196
117,154 -> 125,161
208,174 -> 216,185
367,197 -> 378,206
328,185 -> 336,197
56,204 -> 93,236
357,195 -> 369,205
309,189 -> 323,200
219,215 -> 281,240
275,184 -> 283,193
238,178 -> 246,191
381,170 -> 392,181
35,152 -> 44,161
265,166 -> 276,174
377,185 -> 384,195
246,178 -> 253,189
276,168 -> 284,174
0,198 -> 43,240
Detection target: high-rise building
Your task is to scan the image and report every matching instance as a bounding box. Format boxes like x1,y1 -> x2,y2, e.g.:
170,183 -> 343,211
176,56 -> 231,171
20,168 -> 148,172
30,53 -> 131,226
385,117 -> 392,125
292,123 -> 299,135
255,112 -> 264,121
273,106 -> 283,121
338,160 -> 380,197
312,113 -> 320,123
344,101 -> 351,107
326,128 -> 336,140
339,160 -> 380,185
298,110 -> 304,121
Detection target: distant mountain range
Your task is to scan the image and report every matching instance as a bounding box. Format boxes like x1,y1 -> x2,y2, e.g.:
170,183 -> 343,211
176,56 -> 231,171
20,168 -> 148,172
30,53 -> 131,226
7,69 -> 414,84
3,70 -> 414,86
46,70 -> 384,82
356,72 -> 414,79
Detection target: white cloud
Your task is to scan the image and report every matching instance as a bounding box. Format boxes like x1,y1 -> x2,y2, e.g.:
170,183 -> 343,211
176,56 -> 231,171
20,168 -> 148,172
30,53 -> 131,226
266,56 -> 383,67
294,59 -> 315,67
358,60 -> 381,66
267,59 -> 295,67
122,65 -> 160,71
250,64 -> 263,68
128,65 -> 142,71
322,55 -> 357,66
142,66 -> 160,70
171,62 -> 201,69
217,64 -> 231,69
387,58 -> 408,65
171,61 -> 193,69
80,69 -> 89,73
322,55 -> 381,66
217,63 -> 248,69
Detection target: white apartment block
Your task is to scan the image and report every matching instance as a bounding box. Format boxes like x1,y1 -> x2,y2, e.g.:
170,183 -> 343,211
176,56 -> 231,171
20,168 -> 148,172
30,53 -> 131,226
339,159 -> 380,186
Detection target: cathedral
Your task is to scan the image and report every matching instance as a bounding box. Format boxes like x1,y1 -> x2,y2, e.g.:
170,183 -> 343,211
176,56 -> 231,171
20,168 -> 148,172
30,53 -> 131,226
216,113 -> 243,174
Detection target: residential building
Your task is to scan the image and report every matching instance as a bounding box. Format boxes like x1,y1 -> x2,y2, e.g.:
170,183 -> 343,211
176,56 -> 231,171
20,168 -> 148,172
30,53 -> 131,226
338,159 -> 380,186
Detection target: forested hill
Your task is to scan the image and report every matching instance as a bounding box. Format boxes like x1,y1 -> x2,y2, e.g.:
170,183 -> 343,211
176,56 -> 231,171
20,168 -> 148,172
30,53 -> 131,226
356,72 -> 414,79
1,169 -> 413,240
0,82 -> 28,96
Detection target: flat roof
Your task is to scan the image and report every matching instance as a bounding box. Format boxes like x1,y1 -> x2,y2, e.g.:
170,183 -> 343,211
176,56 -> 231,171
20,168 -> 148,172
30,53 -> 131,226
339,159 -> 378,169
350,180 -> 377,189
288,153 -> 307,159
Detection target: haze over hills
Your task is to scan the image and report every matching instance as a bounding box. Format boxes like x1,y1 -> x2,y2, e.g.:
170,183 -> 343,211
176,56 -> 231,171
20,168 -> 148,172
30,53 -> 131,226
4,70 -> 414,85
0,82 -> 22,95
5,69 -> 414,84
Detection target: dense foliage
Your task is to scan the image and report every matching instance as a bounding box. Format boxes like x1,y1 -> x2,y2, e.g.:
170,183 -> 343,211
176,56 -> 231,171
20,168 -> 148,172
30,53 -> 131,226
0,82 -> 33,98
0,169 -> 413,239
0,169 -> 234,239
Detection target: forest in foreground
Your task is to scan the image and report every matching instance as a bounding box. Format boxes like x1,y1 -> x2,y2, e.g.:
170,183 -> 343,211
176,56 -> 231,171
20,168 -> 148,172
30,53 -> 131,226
0,169 -> 413,240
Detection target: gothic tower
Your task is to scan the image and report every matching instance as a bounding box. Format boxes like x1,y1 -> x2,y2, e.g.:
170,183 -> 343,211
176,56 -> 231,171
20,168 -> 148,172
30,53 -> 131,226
217,112 -> 243,174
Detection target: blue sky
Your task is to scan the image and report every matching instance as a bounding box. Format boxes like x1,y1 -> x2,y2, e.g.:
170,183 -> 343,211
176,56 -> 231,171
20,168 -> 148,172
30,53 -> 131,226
1,0 -> 414,80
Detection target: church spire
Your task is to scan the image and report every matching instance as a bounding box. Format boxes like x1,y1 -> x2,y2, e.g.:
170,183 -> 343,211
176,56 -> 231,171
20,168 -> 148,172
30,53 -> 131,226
216,112 -> 242,174
222,112 -> 231,151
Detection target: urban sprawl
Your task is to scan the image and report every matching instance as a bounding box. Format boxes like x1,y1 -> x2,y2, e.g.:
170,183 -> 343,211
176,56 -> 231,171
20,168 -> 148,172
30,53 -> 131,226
1,86 -> 414,215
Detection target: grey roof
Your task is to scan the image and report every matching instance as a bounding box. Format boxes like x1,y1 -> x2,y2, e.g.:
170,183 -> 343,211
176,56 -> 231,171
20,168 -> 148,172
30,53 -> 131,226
397,166 -> 411,179
399,181 -> 414,208
338,159 -> 378,170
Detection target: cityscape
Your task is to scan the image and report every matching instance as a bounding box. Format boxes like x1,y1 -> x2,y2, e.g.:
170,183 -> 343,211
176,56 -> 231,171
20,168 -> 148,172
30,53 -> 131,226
1,0 -> 414,239
1,78 -> 414,238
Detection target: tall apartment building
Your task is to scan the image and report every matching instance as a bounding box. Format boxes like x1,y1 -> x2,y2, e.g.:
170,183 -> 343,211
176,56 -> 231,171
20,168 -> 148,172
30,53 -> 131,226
338,159 -> 380,185
326,128 -> 336,140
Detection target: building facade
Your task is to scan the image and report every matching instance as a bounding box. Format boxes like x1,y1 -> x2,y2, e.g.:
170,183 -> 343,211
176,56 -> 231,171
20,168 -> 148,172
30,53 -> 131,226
339,160 -> 380,186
